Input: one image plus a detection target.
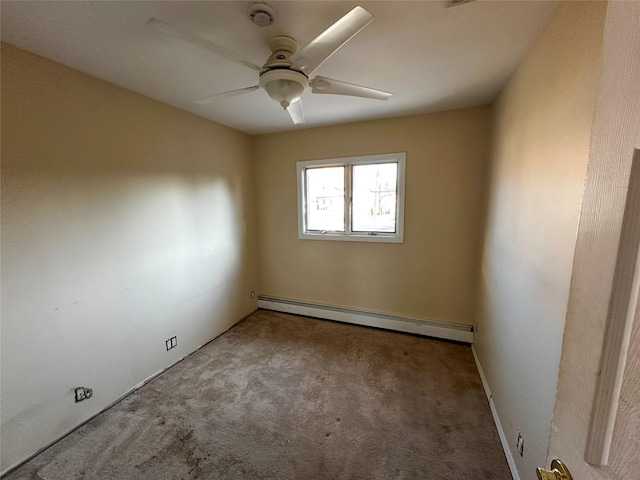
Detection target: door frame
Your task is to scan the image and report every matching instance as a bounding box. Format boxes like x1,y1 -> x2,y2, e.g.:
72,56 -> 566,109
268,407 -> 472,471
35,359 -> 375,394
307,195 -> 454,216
548,2 -> 640,479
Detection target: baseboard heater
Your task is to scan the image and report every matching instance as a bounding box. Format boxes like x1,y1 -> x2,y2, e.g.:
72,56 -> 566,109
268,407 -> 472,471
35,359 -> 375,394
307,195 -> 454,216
258,295 -> 473,343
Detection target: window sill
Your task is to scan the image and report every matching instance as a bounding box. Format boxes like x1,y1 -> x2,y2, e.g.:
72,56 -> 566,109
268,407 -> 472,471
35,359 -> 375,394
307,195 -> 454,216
298,232 -> 404,243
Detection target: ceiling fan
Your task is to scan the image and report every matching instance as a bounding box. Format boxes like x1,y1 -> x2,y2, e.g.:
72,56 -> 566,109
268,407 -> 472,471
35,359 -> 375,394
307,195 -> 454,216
147,5 -> 392,125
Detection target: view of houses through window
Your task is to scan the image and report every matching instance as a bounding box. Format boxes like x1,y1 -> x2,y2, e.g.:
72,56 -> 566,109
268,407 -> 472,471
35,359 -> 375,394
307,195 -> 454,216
306,166 -> 345,232
305,163 -> 398,233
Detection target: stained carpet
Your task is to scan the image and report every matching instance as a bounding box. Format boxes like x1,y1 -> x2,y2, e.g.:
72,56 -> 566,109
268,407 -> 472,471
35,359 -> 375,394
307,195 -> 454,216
5,310 -> 511,479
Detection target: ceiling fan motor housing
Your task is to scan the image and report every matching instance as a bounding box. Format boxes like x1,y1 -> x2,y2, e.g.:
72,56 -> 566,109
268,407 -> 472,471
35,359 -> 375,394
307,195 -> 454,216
263,36 -> 298,70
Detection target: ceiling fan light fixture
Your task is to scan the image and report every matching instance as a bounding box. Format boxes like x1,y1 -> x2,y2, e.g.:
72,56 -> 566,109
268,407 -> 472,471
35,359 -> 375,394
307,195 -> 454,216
152,5 -> 389,125
260,69 -> 308,109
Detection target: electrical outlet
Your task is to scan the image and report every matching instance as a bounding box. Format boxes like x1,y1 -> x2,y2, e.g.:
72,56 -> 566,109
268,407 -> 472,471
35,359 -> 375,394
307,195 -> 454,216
166,336 -> 177,351
250,291 -> 255,299
75,387 -> 93,403
516,431 -> 524,457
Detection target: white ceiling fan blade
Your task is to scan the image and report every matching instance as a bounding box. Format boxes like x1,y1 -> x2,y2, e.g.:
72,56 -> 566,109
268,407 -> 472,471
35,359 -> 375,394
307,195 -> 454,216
287,99 -> 305,124
194,85 -> 261,105
310,76 -> 392,100
291,6 -> 374,76
147,18 -> 262,72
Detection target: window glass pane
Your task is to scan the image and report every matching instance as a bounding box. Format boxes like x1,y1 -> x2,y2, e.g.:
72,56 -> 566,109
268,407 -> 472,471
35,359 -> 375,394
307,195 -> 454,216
352,163 -> 397,233
306,166 -> 345,232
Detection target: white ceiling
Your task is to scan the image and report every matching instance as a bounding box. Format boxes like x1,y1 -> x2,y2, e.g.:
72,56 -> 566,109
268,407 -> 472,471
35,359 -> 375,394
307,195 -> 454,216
1,1 -> 558,135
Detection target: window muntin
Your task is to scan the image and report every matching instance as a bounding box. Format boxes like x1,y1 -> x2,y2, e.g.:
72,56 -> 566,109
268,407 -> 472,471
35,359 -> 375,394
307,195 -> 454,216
297,153 -> 405,243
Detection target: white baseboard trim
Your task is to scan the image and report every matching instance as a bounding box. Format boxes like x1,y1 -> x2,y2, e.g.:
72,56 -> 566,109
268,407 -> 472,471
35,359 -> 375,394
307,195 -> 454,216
471,345 -> 520,480
258,295 -> 473,343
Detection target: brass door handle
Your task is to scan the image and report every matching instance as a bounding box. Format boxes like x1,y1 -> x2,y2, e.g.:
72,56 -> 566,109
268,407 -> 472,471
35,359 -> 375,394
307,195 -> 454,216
536,459 -> 573,480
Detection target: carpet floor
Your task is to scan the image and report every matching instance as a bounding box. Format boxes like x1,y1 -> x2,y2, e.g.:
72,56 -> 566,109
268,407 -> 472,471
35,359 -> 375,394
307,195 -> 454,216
5,310 -> 511,479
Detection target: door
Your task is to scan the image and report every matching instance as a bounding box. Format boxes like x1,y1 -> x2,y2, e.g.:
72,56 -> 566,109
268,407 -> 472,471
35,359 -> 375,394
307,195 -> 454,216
543,3 -> 640,480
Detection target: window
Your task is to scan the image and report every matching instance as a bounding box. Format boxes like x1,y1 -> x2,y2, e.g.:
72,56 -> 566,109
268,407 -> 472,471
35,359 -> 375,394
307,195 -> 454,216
297,153 -> 406,243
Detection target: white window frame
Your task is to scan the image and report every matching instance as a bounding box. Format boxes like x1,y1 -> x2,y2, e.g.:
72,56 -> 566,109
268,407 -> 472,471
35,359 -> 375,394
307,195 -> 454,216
297,152 -> 406,243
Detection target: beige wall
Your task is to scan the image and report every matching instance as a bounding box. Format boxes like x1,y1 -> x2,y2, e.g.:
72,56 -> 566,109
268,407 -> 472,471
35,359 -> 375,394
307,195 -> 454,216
474,3 -> 606,478
0,44 -> 258,472
254,108 -> 491,325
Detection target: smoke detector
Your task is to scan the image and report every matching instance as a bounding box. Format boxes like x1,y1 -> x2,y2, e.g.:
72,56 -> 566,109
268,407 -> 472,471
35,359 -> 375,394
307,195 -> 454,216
250,2 -> 275,27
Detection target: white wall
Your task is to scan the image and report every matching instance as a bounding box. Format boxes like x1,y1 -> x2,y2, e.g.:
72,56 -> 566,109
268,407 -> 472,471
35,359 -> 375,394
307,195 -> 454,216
473,3 -> 606,479
0,44 -> 258,473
